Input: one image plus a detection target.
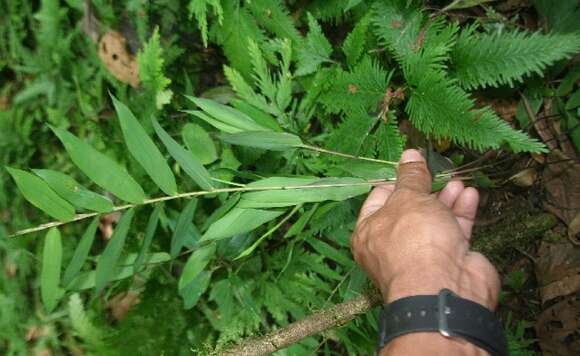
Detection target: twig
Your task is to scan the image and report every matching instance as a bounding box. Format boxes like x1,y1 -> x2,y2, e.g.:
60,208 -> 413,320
301,144 -> 399,166
221,289 -> 382,356
8,179 -> 397,238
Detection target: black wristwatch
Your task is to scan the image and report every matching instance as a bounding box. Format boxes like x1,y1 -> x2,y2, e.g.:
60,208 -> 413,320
377,289 -> 507,356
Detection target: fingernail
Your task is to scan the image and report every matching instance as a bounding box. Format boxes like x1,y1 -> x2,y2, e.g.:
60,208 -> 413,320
400,149 -> 425,164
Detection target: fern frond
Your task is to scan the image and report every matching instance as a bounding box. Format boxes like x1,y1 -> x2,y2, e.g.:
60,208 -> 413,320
247,0 -> 301,44
406,70 -> 546,152
68,294 -> 104,348
371,0 -> 424,61
296,13 -> 333,76
217,1 -> 265,80
342,13 -> 371,67
452,28 -> 580,89
375,119 -> 405,161
224,65 -> 273,115
248,40 -> 277,101
137,28 -> 172,108
320,56 -> 390,115
189,0 -> 223,47
328,109 -> 378,155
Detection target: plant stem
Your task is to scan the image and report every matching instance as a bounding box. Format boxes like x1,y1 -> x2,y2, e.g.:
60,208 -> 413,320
300,144 -> 399,166
9,179 -> 396,238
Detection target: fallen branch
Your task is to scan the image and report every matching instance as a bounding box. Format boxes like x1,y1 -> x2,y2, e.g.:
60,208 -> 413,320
222,289 -> 382,355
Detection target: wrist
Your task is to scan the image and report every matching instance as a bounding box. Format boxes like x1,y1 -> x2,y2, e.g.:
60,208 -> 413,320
380,332 -> 488,356
380,266 -> 495,310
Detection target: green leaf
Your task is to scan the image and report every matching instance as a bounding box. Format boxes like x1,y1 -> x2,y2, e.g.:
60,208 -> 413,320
202,193 -> 241,231
342,13 -> 370,67
182,123 -> 218,165
41,228 -> 64,312
68,253 -> 171,291
112,95 -> 177,195
307,237 -> 354,267
219,131 -> 302,151
33,169 -> 113,213
51,127 -> 146,204
185,96 -> 268,132
179,270 -> 212,310
178,243 -> 216,290
238,177 -> 370,208
62,218 -> 99,287
7,167 -> 75,221
443,0 -> 494,10
171,199 -> 198,258
296,13 -> 333,76
133,205 -> 161,274
565,89 -> 580,110
201,208 -> 284,241
94,209 -> 135,294
152,117 -> 214,191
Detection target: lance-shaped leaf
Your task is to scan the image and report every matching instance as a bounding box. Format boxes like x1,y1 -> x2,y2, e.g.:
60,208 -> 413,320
152,118 -> 214,191
238,177 -> 370,208
171,199 -> 198,258
7,167 -> 75,221
185,96 -> 268,132
51,128 -> 146,204
219,131 -> 303,151
178,243 -> 216,290
182,123 -> 218,165
41,228 -> 64,312
201,208 -> 284,241
184,110 -> 241,134
179,271 -> 212,310
112,96 -> 178,195
68,252 -> 171,290
33,169 -> 113,213
63,217 -> 99,287
94,209 -> 135,294
134,205 -> 161,273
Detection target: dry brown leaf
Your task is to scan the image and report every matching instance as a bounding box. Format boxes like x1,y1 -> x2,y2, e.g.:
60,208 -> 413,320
536,240 -> 580,303
25,325 -> 49,342
536,296 -> 580,356
98,31 -> 140,88
107,290 -> 141,321
543,149 -> 580,227
99,211 -> 121,240
509,167 -> 537,187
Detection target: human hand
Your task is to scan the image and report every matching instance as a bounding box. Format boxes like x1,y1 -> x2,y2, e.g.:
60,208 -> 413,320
352,149 -> 500,354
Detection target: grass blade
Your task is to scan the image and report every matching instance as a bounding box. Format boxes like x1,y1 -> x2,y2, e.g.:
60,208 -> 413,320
62,218 -> 99,287
201,208 -> 284,241
134,205 -> 161,273
170,199 -> 198,258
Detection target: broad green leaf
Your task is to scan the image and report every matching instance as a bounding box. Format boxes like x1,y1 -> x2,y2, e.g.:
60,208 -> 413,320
179,270 -> 212,310
152,118 -> 214,191
201,208 -> 284,241
171,199 -> 198,258
182,123 -> 218,165
134,205 -> 161,273
41,228 -> 64,312
7,167 -> 75,221
565,89 -> 580,110
185,96 -> 268,132
112,96 -> 177,195
63,218 -> 99,287
33,169 -> 113,213
238,177 -> 370,208
51,127 -> 146,204
178,243 -> 216,290
232,100 -> 282,131
94,209 -> 135,294
68,252 -> 171,290
219,131 -> 303,151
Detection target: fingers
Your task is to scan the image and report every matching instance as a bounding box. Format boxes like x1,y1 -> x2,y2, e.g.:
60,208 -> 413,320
395,149 -> 432,195
357,184 -> 395,223
452,187 -> 479,239
438,180 -> 465,208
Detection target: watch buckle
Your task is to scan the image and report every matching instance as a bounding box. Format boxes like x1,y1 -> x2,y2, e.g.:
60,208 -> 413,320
438,288 -> 454,338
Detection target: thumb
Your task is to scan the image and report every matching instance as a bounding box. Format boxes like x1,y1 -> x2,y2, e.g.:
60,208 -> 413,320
395,149 -> 432,194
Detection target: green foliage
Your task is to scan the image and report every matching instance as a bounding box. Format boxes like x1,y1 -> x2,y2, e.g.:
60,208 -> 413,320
2,0 -> 580,354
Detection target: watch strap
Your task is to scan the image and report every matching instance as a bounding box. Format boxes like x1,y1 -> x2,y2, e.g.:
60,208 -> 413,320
378,289 -> 507,356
